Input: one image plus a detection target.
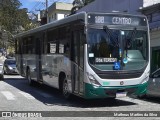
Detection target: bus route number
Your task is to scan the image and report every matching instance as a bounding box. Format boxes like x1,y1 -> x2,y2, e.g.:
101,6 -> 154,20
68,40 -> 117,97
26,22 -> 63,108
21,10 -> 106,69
95,16 -> 104,23
95,58 -> 117,63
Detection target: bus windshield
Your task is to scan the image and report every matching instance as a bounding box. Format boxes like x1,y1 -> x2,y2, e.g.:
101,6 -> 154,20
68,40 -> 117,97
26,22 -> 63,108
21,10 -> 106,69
87,28 -> 148,71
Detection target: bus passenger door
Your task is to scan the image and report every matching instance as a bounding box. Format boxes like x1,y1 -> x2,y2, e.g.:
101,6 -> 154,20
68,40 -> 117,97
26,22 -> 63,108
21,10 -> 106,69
71,30 -> 84,95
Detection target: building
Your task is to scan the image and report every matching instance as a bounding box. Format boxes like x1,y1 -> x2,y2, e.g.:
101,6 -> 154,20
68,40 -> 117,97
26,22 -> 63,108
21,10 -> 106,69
77,0 -> 160,14
47,2 -> 73,23
40,10 -> 47,25
77,0 -> 143,14
143,0 -> 160,7
40,2 -> 73,24
140,3 -> 160,72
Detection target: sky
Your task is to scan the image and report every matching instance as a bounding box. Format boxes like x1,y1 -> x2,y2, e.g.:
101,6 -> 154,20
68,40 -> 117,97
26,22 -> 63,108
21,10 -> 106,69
19,0 -> 74,12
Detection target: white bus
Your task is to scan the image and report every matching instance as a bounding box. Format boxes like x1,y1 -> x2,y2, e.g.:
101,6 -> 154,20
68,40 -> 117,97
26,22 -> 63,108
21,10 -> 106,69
15,12 -> 150,99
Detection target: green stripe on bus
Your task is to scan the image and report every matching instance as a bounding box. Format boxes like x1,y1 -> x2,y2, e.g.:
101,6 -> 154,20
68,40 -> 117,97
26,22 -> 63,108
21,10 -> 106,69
84,82 -> 147,99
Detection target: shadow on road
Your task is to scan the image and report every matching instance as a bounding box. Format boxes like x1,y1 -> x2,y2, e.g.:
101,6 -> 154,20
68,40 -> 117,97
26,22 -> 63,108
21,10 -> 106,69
3,76 -> 137,108
136,95 -> 160,104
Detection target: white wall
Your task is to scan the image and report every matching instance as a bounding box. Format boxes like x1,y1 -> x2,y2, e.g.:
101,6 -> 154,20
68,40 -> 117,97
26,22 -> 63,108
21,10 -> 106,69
57,14 -> 65,20
143,0 -> 160,7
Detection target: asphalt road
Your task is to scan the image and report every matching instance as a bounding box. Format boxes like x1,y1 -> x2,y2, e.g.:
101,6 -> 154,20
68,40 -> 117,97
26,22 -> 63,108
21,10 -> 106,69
0,75 -> 160,120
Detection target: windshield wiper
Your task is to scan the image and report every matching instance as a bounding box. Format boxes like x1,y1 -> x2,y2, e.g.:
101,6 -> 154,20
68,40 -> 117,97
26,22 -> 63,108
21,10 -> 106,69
124,27 -> 137,59
103,26 -> 119,47
125,27 -> 137,50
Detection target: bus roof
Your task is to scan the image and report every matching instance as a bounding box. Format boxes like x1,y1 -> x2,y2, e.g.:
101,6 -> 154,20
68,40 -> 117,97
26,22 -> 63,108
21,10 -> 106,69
15,12 -> 147,38
15,12 -> 86,38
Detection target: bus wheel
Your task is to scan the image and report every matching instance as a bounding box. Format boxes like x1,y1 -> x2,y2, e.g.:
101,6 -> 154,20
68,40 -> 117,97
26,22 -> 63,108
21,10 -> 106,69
27,69 -> 33,86
0,75 -> 4,80
62,78 -> 71,99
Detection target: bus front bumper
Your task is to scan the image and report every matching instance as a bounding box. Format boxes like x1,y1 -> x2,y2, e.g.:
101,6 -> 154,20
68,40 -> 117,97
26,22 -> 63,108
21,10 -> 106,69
84,82 -> 147,99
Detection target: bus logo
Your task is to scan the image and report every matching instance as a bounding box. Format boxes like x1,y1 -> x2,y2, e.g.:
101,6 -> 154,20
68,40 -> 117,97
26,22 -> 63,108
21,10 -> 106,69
120,81 -> 124,85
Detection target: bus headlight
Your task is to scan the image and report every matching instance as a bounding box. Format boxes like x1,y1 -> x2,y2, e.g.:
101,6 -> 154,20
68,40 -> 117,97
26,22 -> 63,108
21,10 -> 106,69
87,72 -> 101,86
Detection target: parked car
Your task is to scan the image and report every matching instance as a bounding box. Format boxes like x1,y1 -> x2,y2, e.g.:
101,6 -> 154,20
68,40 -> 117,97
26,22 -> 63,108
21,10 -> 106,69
0,63 -> 4,80
6,56 -> 15,59
3,59 -> 18,75
145,68 -> 160,97
138,68 -> 160,98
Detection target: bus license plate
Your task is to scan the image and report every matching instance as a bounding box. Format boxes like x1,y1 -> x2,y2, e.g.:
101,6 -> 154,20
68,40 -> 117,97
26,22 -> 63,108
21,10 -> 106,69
116,92 -> 127,98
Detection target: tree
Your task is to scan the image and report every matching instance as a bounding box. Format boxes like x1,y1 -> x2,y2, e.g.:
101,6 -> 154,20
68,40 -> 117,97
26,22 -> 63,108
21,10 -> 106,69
71,0 -> 95,14
15,8 -> 36,32
0,0 -> 35,53
0,0 -> 34,33
0,0 -> 21,32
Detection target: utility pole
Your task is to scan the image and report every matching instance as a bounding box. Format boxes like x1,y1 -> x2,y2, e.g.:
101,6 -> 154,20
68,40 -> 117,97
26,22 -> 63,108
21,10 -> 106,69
46,0 -> 48,23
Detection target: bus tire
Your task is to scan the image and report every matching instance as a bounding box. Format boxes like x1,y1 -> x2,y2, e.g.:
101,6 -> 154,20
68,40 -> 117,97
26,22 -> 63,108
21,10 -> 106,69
0,75 -> 4,80
62,78 -> 71,99
27,69 -> 34,86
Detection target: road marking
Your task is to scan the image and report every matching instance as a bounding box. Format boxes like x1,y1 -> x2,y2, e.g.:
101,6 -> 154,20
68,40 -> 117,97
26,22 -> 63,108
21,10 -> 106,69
1,91 -> 16,100
18,91 -> 35,99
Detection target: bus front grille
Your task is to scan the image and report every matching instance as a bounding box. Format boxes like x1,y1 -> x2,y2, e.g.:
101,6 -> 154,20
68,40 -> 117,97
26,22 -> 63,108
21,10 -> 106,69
98,72 -> 142,79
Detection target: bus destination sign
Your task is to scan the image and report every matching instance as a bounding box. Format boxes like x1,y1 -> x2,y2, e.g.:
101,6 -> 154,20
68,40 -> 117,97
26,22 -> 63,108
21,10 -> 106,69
88,14 -> 147,26
112,17 -> 131,25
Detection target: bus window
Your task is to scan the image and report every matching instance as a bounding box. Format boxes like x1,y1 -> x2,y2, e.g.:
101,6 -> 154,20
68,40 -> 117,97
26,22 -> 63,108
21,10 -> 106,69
47,29 -> 58,54
58,26 -> 71,57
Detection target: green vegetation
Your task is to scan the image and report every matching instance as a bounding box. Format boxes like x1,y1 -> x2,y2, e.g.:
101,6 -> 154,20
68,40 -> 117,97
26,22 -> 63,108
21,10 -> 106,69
71,0 -> 95,14
0,0 -> 37,54
0,0 -> 33,32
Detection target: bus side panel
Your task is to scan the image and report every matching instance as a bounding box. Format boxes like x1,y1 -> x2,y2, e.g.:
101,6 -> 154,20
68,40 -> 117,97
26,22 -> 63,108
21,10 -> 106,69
41,54 -> 72,92
41,54 -> 59,89
58,55 -> 72,92
22,54 -> 37,80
